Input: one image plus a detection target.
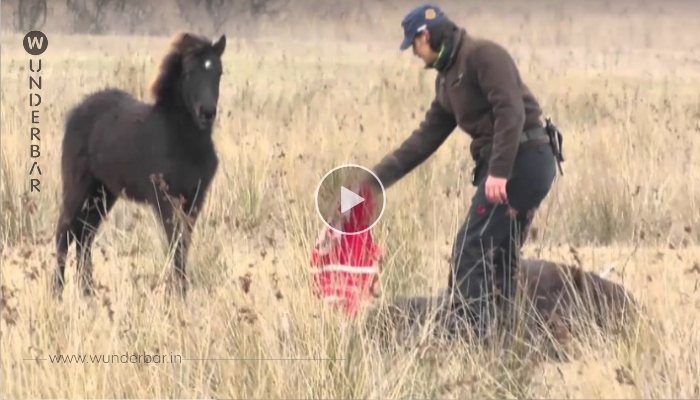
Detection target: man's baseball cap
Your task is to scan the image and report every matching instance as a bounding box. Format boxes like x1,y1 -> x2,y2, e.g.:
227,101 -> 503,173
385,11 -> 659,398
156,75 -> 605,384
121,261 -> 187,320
399,4 -> 447,51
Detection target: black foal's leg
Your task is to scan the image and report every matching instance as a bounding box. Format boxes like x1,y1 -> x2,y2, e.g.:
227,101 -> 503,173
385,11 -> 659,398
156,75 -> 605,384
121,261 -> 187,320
54,176 -> 93,298
75,184 -> 117,297
154,199 -> 200,299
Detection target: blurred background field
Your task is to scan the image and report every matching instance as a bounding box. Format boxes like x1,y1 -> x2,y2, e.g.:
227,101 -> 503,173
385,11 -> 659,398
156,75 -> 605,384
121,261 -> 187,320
1,0 -> 699,398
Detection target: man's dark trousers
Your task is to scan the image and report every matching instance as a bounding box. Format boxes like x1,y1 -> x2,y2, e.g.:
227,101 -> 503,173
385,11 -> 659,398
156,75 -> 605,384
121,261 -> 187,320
446,141 -> 558,338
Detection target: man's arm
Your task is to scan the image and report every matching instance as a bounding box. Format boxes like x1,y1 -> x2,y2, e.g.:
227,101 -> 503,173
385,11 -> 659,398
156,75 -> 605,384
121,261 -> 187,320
473,43 -> 526,180
369,98 -> 457,190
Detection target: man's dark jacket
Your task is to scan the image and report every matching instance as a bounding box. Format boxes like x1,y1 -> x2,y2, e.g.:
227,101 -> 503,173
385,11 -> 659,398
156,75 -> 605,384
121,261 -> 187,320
370,29 -> 545,190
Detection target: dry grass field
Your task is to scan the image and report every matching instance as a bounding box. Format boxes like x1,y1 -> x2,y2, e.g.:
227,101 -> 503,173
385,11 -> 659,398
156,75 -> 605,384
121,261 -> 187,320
2,2 -> 700,398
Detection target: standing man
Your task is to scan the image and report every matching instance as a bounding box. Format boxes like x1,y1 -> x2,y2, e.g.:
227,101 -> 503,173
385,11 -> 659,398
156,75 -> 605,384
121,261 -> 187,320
359,4 -> 561,338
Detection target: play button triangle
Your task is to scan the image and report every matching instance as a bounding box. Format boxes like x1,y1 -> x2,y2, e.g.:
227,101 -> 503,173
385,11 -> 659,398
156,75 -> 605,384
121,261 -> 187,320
340,186 -> 365,213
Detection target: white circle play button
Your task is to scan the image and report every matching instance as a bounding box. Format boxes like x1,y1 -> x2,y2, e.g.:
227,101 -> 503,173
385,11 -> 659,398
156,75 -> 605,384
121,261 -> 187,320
315,164 -> 386,235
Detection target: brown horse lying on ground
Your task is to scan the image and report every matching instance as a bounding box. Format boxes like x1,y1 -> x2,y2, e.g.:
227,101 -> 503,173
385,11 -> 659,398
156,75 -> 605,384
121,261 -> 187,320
368,258 -> 640,356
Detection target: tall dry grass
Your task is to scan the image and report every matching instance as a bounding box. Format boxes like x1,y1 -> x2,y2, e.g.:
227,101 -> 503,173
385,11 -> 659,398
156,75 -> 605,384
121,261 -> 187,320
1,5 -> 700,399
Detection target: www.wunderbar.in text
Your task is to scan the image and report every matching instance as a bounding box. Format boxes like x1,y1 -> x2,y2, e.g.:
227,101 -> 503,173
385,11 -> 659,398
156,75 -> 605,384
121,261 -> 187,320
40,352 -> 183,364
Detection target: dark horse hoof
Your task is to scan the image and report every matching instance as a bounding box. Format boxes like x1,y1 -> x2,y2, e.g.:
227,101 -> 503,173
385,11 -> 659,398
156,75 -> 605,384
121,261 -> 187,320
52,275 -> 65,301
81,284 -> 95,298
165,275 -> 188,300
52,286 -> 64,301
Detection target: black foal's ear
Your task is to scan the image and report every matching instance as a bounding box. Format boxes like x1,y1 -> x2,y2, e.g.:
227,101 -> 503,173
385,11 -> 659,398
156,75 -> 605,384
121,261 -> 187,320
213,35 -> 226,56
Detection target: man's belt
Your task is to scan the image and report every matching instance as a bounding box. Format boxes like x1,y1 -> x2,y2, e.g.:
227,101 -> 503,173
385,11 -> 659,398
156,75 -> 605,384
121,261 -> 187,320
471,123 -> 565,186
521,125 -> 550,143
478,126 -> 550,160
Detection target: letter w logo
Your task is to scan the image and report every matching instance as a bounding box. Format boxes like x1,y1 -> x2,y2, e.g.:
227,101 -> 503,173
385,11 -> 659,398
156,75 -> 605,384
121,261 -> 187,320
27,36 -> 44,50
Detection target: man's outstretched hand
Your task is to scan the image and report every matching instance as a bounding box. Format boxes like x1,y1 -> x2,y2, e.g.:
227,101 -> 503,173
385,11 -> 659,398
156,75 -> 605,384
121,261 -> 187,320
485,175 -> 508,204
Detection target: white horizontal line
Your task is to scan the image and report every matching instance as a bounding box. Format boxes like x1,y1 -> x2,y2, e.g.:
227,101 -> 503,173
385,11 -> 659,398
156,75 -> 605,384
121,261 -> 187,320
310,264 -> 379,274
